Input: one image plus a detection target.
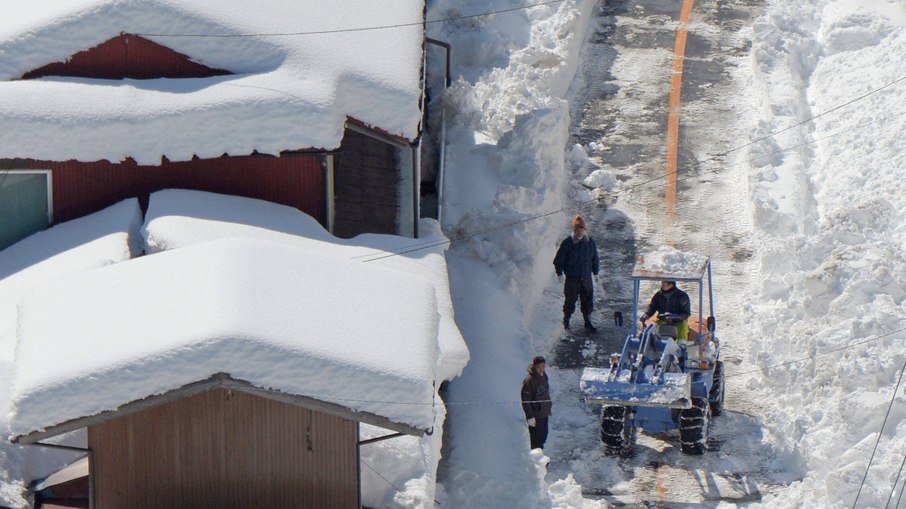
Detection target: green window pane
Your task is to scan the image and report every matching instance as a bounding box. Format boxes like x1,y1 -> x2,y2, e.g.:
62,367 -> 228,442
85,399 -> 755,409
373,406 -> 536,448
0,173 -> 50,251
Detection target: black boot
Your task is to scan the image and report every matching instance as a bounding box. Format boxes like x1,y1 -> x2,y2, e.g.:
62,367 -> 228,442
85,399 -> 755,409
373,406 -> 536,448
563,314 -> 571,330
583,315 -> 597,331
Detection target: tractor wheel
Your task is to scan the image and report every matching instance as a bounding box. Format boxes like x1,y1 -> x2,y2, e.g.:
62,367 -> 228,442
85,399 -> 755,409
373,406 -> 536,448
679,398 -> 710,455
709,360 -> 725,417
600,405 -> 631,454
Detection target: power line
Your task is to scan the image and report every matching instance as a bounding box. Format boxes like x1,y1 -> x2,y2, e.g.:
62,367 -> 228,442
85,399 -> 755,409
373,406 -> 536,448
725,326 -> 906,380
708,73 -> 906,161
358,89 -> 906,263
136,0 -> 566,38
885,448 -> 906,508
852,357 -> 906,509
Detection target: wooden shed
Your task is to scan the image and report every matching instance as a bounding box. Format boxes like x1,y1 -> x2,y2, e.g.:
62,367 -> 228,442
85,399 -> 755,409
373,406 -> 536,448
17,374 -> 425,509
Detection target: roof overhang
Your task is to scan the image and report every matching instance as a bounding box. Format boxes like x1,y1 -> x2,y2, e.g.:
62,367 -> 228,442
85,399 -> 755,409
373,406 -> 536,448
11,372 -> 427,445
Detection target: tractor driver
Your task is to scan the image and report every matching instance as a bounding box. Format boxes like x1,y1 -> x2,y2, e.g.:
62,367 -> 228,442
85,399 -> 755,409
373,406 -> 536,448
639,281 -> 691,340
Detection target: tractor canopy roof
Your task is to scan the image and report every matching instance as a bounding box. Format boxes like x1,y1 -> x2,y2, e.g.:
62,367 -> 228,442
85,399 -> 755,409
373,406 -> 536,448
631,247 -> 710,283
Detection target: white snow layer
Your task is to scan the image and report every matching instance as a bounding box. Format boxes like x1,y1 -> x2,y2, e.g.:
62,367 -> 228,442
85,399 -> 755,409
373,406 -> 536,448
0,199 -> 141,507
747,0 -> 906,507
9,237 -> 440,435
0,0 -> 424,164
141,189 -> 469,384
427,0 -> 601,507
0,190 -> 467,507
634,246 -> 710,280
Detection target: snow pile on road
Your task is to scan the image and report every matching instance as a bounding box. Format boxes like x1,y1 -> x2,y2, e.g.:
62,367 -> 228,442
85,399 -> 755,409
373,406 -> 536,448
0,200 -> 141,508
426,0 -> 602,507
0,0 -> 423,163
747,0 -> 906,507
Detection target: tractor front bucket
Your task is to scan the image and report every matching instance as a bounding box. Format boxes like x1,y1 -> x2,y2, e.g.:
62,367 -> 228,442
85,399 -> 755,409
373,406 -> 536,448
580,367 -> 692,409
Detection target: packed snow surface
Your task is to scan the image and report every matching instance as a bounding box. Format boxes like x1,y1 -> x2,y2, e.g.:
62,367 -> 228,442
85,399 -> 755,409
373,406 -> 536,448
745,0 -> 906,507
0,0 -> 424,164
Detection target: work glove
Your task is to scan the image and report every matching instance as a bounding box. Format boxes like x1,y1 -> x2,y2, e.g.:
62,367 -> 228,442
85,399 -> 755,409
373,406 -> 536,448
527,417 -> 536,427
593,274 -> 599,283
639,314 -> 649,324
557,274 -> 564,283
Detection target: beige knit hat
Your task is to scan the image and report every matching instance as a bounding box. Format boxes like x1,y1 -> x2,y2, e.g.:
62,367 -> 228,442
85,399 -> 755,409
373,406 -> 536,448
571,214 -> 586,231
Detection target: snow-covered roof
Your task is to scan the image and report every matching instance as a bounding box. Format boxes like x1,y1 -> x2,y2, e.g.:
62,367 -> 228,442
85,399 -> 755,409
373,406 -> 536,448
141,189 -> 469,383
632,247 -> 710,281
10,237 -> 440,438
0,0 -> 424,164
6,190 -> 468,440
0,199 -> 141,365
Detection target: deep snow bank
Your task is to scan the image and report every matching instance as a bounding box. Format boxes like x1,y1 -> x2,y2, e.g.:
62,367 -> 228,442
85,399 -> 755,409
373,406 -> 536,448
427,0 -> 600,507
747,0 -> 906,507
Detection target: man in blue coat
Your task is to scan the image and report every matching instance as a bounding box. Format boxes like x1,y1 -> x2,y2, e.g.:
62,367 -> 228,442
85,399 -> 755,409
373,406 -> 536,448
553,214 -> 600,331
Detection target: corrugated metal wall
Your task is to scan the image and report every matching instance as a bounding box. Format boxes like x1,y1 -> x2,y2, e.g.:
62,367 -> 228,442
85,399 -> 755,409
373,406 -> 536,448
334,129 -> 400,238
22,34 -> 231,80
88,388 -> 359,509
24,154 -> 325,226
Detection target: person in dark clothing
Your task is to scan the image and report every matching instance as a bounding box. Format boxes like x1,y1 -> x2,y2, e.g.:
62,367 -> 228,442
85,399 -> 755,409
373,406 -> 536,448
553,214 -> 600,331
521,355 -> 552,450
639,281 -> 692,339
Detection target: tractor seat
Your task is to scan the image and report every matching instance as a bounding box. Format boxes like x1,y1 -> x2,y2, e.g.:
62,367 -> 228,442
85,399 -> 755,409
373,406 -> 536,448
656,323 -> 678,339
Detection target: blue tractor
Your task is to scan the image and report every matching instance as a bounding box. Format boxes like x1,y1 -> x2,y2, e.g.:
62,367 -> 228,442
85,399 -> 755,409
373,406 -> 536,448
580,252 -> 724,455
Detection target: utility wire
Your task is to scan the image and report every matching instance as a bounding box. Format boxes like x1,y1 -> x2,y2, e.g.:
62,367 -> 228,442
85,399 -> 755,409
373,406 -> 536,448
885,448 -> 906,508
136,0 -> 566,38
358,96 -> 906,263
725,326 -> 906,380
707,73 -> 906,161
852,357 -> 906,509
897,464 -> 906,509
361,459 -> 409,501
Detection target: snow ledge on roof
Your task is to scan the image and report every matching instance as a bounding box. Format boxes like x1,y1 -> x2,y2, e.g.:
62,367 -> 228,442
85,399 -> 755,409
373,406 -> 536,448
0,0 -> 424,164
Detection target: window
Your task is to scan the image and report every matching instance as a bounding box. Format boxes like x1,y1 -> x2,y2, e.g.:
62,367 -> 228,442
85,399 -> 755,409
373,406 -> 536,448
0,170 -> 52,251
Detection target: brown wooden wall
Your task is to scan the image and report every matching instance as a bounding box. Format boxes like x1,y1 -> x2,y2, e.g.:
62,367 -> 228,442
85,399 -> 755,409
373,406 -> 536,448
22,34 -> 231,80
10,154 -> 325,226
88,388 -> 359,509
334,129 -> 401,238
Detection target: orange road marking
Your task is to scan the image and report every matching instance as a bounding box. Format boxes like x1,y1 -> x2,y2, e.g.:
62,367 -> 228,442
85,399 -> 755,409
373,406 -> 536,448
655,462 -> 668,502
666,0 -> 695,220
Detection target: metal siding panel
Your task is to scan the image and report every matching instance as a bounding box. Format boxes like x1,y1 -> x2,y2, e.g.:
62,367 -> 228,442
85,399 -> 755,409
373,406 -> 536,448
90,389 -> 355,508
22,35 -> 230,80
30,155 -> 324,227
333,130 -> 400,238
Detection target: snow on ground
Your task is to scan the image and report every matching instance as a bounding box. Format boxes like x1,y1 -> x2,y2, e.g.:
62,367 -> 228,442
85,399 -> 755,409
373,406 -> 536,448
746,0 -> 906,507
427,0 -> 604,507
0,0 -> 424,164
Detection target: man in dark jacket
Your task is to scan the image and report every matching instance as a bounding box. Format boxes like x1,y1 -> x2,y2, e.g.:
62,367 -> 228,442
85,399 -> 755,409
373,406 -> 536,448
639,281 -> 692,339
553,214 -> 600,331
521,355 -> 552,450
